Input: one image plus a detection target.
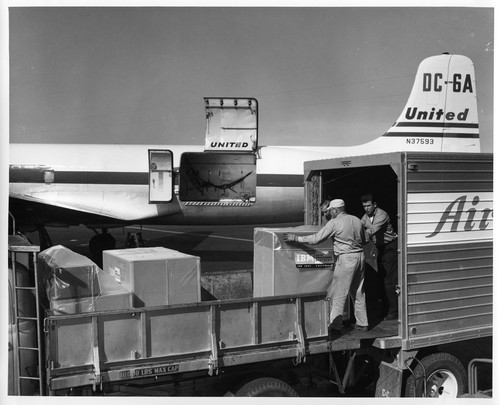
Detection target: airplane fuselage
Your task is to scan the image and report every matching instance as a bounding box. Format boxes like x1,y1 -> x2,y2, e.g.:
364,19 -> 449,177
9,144 -> 344,227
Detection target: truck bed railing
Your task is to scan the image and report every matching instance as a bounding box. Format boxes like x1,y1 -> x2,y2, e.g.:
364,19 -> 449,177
46,293 -> 330,392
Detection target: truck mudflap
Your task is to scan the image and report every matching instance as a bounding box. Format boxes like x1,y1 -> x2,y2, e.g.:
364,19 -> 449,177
45,293 -> 330,392
375,361 -> 404,397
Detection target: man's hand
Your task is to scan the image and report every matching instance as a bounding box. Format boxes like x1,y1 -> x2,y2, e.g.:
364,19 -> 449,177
284,233 -> 297,242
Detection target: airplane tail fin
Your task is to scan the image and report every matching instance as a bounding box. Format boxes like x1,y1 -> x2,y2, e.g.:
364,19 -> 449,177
381,53 -> 480,153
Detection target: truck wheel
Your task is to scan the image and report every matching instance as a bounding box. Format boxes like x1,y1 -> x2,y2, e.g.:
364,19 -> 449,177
404,352 -> 467,398
235,377 -> 299,397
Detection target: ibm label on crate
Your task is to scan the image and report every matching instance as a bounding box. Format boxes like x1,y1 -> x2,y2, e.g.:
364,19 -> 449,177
294,250 -> 334,268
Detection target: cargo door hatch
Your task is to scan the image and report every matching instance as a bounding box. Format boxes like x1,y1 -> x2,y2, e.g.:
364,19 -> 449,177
179,97 -> 258,206
148,149 -> 174,204
204,97 -> 258,152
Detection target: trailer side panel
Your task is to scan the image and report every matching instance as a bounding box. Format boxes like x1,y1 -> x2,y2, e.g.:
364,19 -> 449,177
404,154 -> 493,349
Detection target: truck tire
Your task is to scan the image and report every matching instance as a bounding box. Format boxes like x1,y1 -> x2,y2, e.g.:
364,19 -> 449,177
404,352 -> 467,398
235,377 -> 299,397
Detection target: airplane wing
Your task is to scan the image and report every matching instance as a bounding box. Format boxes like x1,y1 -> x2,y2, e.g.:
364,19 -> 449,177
9,166 -> 183,227
9,196 -> 125,229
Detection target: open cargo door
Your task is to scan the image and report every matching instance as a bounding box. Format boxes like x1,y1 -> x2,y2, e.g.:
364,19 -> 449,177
148,150 -> 174,203
179,97 -> 258,205
203,97 -> 258,152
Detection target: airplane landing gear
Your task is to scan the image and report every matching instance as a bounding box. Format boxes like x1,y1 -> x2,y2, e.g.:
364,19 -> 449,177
89,228 -> 116,266
36,226 -> 53,251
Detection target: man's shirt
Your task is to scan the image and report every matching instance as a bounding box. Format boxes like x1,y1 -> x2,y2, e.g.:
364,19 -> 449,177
361,207 -> 397,247
296,212 -> 365,255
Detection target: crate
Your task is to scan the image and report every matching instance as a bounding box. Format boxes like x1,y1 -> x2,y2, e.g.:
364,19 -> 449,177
38,246 -> 134,315
102,247 -> 201,307
94,271 -> 133,311
253,226 -> 335,297
38,245 -> 101,313
49,272 -> 133,314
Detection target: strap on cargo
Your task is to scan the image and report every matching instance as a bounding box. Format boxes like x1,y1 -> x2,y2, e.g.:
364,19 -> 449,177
91,316 -> 102,391
293,321 -> 306,365
208,306 -> 219,376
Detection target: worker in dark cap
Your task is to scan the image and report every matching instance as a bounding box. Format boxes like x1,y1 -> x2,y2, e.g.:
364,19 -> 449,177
285,199 -> 368,334
360,193 -> 398,321
320,199 -> 332,225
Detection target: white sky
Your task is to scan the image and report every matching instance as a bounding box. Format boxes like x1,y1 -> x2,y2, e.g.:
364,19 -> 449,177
6,3 -> 495,152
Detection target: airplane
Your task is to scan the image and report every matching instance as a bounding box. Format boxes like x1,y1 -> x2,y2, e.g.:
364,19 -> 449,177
9,53 -> 481,257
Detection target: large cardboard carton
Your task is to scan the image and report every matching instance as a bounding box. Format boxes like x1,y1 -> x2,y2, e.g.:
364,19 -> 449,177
102,247 -> 201,307
254,226 -> 335,297
94,271 -> 133,312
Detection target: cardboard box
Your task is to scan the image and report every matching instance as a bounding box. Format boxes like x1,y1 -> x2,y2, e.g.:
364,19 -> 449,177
94,271 -> 133,312
102,247 -> 201,307
253,226 -> 335,297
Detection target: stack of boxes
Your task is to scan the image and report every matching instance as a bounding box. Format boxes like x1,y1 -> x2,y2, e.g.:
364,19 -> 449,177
40,230 -> 338,314
38,245 -> 201,315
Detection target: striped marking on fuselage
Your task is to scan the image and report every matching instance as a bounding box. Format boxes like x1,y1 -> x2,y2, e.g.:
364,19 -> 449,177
9,168 -> 304,188
383,121 -> 479,138
394,122 -> 479,129
383,132 -> 480,138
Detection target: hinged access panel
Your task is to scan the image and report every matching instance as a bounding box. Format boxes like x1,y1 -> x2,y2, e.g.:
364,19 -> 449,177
179,98 -> 259,205
148,149 -> 174,204
204,97 -> 258,152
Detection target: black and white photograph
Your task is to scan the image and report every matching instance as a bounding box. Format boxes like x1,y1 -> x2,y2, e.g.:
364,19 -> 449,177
2,1 -> 495,400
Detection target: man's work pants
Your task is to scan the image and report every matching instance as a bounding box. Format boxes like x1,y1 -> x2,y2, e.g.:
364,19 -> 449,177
327,252 -> 368,330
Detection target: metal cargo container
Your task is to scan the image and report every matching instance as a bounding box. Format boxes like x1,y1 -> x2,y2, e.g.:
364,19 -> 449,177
253,226 -> 335,297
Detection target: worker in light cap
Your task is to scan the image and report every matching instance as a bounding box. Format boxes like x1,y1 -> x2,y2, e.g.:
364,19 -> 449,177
284,199 -> 369,335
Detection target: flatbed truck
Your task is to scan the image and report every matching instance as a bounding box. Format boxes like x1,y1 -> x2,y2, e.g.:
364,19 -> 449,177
7,151 -> 492,397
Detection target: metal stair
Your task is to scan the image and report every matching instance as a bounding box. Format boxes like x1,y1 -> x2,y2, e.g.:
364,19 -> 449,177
8,234 -> 44,395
